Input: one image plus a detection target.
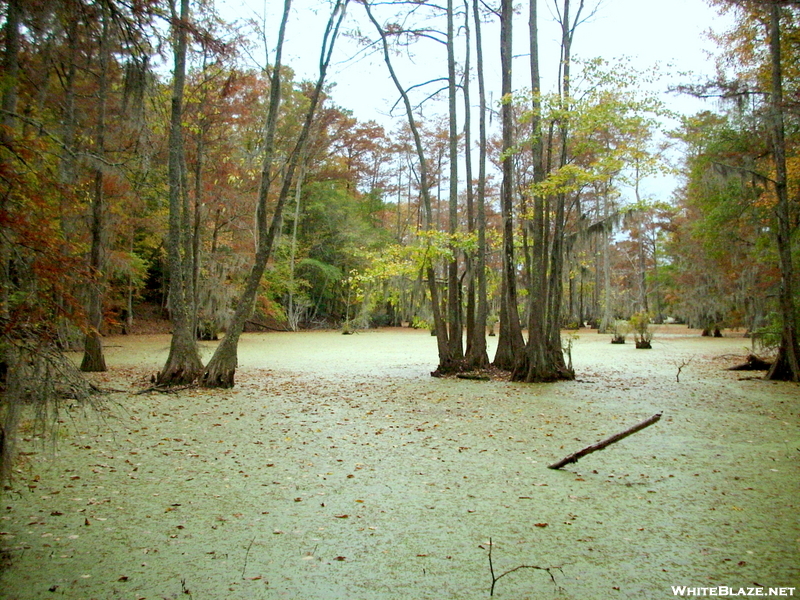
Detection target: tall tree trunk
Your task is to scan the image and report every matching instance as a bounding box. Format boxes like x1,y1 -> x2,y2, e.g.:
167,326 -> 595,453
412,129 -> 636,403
651,230 -> 663,322
202,0 -> 347,387
445,0 -> 464,366
0,0 -> 21,319
0,0 -> 19,132
600,183 -> 613,332
493,0 -> 525,370
181,132 -> 195,335
521,0 -> 549,378
191,119 -> 207,338
81,4 -> 110,372
158,0 -> 204,385
59,2 -> 79,188
765,1 -> 799,381
542,0 -> 576,380
0,0 -> 21,482
463,0 -> 489,369
287,160 -> 307,331
516,0 -> 576,382
201,0 -> 289,387
634,168 -> 649,314
364,0 -> 453,373
462,0 -> 476,358
54,3 -> 83,348
464,0 -> 489,369
638,233 -> 648,313
126,236 -> 135,333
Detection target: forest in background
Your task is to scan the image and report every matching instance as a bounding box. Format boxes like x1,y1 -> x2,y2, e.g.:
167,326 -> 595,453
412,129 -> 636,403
0,0 -> 798,475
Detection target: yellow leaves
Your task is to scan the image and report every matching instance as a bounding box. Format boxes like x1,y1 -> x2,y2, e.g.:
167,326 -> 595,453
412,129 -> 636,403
785,155 -> 800,200
529,163 -> 602,199
754,179 -> 778,211
350,228 -> 481,288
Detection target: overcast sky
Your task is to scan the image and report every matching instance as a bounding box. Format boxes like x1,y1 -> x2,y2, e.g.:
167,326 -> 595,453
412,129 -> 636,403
220,0 -> 731,116
218,0 -> 735,200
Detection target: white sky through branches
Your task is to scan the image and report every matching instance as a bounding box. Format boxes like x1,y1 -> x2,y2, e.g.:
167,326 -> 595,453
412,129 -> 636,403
218,0 -> 733,202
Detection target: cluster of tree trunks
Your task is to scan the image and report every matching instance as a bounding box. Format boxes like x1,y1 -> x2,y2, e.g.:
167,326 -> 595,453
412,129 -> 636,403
365,0 -> 581,382
4,0 -> 793,394
159,0 -> 348,388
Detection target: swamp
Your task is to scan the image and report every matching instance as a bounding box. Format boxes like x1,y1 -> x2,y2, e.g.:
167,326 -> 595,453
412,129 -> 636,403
2,0 -> 800,598
1,326 -> 798,599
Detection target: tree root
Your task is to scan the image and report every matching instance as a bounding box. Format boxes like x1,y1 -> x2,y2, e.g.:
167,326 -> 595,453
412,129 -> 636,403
202,368 -> 235,388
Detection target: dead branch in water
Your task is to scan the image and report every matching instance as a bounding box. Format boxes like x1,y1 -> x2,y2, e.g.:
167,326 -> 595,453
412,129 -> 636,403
548,412 -> 663,470
675,356 -> 694,382
135,382 -> 199,395
486,538 -> 564,597
241,536 -> 256,579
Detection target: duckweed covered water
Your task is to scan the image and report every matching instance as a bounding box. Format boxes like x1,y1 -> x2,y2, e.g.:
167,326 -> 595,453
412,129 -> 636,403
1,327 -> 798,599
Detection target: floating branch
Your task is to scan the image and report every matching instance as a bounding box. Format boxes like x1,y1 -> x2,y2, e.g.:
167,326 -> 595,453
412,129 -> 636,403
548,412 -> 663,470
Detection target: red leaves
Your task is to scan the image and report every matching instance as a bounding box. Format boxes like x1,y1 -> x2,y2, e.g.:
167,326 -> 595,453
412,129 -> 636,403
0,138 -> 87,320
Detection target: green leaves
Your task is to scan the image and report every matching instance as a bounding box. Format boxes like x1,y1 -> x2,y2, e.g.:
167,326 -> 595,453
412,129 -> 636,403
515,57 -> 672,203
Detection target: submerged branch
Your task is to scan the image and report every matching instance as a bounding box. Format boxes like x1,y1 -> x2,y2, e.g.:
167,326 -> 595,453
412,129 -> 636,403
487,538 -> 564,597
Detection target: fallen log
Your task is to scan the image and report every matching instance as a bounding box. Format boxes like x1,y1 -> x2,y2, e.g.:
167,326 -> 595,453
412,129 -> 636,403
457,373 -> 491,381
728,354 -> 772,371
548,412 -> 663,470
246,319 -> 290,332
